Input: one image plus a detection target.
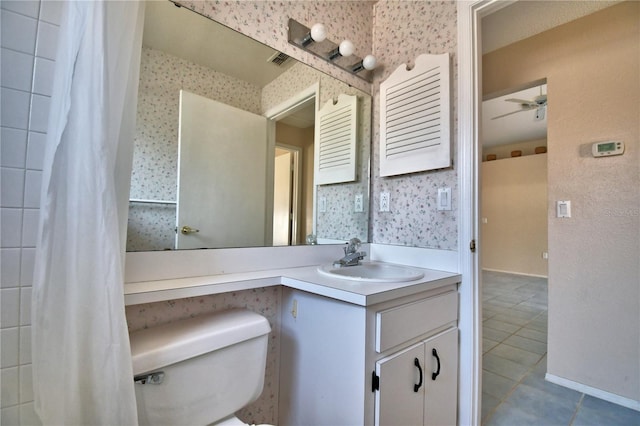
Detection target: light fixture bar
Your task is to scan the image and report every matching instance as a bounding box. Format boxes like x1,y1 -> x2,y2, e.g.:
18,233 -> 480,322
287,19 -> 375,83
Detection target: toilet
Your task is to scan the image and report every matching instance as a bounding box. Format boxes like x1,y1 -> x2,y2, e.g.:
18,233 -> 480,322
130,309 -> 272,426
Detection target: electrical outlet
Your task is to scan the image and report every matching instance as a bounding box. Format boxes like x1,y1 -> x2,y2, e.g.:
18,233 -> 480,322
380,192 -> 390,212
354,194 -> 364,212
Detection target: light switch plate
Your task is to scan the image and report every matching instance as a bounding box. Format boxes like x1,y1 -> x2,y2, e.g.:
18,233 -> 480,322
557,200 -> 571,218
438,187 -> 452,211
319,197 -> 327,213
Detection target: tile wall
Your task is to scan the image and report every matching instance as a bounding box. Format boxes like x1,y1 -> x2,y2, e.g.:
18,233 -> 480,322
1,1 -> 60,424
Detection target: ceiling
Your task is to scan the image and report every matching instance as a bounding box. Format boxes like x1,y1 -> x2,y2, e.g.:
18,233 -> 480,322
482,84 -> 547,147
143,1 -> 294,88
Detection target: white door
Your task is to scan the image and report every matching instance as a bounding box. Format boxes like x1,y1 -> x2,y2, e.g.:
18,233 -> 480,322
176,90 -> 269,249
273,149 -> 292,245
375,342 -> 425,426
423,328 -> 458,426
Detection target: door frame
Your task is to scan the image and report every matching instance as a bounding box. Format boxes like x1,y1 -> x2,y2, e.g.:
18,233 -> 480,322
457,1 -> 516,424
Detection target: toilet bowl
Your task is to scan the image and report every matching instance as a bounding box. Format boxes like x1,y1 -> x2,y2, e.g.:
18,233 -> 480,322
130,309 -> 273,426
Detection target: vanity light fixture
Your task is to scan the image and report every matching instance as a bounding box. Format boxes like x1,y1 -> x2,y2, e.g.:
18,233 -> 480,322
352,55 -> 377,73
328,39 -> 355,60
288,18 -> 378,82
301,23 -> 327,46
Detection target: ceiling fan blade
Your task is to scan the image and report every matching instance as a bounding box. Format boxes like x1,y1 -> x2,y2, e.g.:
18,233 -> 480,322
505,98 -> 537,107
491,109 -> 529,120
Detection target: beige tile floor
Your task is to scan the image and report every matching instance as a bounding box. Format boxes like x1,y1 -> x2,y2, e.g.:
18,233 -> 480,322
481,271 -> 640,425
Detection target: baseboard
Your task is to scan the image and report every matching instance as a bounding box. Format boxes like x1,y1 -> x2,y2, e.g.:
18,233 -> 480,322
545,373 -> 640,412
482,268 -> 547,279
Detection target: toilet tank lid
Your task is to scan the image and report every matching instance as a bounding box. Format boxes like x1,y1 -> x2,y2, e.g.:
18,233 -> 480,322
129,309 -> 271,375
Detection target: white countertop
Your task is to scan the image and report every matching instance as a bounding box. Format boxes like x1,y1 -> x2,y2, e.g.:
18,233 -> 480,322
124,263 -> 461,306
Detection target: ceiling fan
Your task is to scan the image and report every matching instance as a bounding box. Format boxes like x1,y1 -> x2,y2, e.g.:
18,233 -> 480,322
491,91 -> 547,121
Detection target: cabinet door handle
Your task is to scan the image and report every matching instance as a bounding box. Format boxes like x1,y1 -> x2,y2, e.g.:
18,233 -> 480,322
414,357 -> 423,392
432,348 -> 441,380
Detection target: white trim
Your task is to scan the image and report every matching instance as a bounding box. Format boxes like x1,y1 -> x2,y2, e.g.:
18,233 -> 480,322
546,374 -> 640,412
458,1 -> 517,424
264,83 -> 319,121
482,268 -> 548,279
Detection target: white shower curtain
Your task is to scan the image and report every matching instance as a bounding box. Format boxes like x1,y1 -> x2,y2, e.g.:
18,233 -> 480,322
32,1 -> 144,424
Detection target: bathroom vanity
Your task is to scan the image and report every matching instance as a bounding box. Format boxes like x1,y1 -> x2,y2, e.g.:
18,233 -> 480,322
124,245 -> 460,425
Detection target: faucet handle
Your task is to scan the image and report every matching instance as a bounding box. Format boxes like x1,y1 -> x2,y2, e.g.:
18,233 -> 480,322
346,237 -> 361,253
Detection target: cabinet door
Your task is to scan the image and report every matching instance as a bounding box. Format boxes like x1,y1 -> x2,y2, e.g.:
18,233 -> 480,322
375,342 -> 424,426
423,328 -> 458,426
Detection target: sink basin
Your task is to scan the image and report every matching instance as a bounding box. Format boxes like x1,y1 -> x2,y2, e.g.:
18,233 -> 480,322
317,262 -> 424,283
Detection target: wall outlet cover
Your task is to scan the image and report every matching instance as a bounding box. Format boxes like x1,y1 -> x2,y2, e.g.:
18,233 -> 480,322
380,192 -> 390,212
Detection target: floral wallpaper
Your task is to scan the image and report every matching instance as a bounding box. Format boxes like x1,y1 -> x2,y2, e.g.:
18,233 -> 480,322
126,286 -> 281,425
370,1 -> 459,250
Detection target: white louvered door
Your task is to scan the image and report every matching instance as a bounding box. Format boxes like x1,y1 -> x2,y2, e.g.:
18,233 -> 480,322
315,94 -> 358,185
380,53 -> 451,177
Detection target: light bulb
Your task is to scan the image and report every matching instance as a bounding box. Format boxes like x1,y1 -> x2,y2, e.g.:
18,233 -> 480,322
310,23 -> 327,42
339,40 -> 354,57
362,55 -> 377,70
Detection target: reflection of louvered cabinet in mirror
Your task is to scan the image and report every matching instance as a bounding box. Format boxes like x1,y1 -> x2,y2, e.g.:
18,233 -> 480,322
315,94 -> 358,185
380,53 -> 451,177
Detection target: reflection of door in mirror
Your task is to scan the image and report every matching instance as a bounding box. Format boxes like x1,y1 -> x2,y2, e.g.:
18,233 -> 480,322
273,146 -> 300,246
176,90 -> 270,249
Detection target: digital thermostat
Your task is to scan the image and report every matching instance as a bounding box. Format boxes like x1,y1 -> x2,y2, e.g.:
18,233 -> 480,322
592,140 -> 624,157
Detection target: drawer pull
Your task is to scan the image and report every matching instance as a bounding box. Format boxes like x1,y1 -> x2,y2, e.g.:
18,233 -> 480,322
414,357 -> 423,392
432,348 -> 441,380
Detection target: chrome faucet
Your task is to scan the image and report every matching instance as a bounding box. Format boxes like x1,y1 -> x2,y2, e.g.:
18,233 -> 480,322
333,238 -> 367,267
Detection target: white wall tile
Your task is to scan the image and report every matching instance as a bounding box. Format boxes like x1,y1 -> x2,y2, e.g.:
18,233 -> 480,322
35,21 -> 58,61
1,48 -> 34,92
39,1 -> 62,25
1,1 -> 40,19
20,248 -> 35,287
1,288 -> 20,328
1,168 -> 25,208
19,288 -> 32,327
20,402 -> 41,426
0,9 -> 38,54
19,326 -> 31,364
28,95 -> 49,133
1,248 -> 21,288
1,208 -> 23,247
0,366 -> 19,407
23,170 -> 42,209
21,209 -> 39,248
19,364 -> 33,403
1,88 -> 31,129
1,328 -> 19,367
32,57 -> 55,96
1,128 -> 28,168
26,132 -> 46,171
1,405 -> 20,425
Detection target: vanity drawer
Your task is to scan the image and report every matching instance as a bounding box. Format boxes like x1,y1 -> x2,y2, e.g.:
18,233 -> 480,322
375,291 -> 458,353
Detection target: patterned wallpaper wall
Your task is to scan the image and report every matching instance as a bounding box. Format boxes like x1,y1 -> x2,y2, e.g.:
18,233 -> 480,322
370,1 -> 459,250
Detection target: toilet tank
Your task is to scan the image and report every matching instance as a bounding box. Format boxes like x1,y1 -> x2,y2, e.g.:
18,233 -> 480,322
130,309 -> 271,426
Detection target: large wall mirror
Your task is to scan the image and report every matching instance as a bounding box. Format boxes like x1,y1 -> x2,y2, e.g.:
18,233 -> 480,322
127,1 -> 371,251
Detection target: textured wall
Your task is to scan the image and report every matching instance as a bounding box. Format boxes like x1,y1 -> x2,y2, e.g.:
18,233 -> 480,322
370,1 -> 459,249
482,154 -> 548,277
484,1 -> 640,401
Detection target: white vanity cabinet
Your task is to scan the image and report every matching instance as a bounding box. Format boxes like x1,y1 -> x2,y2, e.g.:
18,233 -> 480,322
278,283 -> 458,426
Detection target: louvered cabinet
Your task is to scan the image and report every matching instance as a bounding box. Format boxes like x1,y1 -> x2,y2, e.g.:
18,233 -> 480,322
380,53 -> 451,177
278,284 -> 459,426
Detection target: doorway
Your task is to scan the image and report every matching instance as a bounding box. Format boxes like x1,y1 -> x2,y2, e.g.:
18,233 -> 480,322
273,144 -> 302,245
